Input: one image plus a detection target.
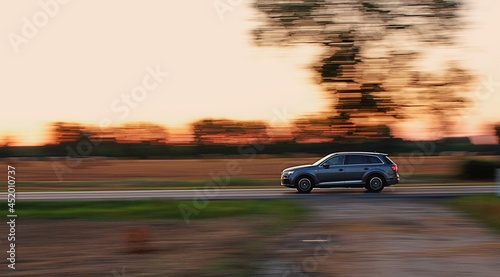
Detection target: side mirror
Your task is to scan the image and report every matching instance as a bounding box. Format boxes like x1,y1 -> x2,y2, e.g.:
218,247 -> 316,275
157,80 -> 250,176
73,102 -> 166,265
322,164 -> 330,169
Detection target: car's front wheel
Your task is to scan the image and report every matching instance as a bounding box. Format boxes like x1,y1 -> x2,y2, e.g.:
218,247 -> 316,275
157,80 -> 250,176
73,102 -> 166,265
365,176 -> 384,193
296,177 -> 314,193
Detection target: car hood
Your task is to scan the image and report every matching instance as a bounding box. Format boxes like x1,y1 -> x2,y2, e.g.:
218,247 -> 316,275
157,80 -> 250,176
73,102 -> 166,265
283,164 -> 316,172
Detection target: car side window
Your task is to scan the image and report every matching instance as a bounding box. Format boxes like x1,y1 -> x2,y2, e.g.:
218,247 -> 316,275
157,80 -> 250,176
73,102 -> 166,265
367,156 -> 383,164
345,155 -> 366,165
325,155 -> 344,166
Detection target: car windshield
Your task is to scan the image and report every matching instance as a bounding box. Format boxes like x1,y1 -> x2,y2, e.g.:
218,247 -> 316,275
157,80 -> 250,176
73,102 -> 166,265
312,154 -> 336,166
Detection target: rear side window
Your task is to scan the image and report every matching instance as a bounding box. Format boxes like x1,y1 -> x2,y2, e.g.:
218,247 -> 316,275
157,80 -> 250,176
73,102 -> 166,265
382,155 -> 396,165
367,156 -> 383,164
344,155 -> 384,165
345,155 -> 366,165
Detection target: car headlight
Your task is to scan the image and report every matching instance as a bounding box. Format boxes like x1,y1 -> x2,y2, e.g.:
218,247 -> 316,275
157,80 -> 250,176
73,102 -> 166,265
283,171 -> 294,176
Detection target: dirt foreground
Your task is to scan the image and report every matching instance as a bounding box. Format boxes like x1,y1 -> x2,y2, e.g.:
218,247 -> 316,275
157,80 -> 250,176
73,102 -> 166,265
2,198 -> 500,276
260,198 -> 500,276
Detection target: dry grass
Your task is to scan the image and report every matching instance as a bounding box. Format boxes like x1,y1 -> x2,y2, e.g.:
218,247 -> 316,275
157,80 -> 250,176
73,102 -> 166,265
4,155 -> 495,182
2,157 -> 305,181
1,155 -> 497,191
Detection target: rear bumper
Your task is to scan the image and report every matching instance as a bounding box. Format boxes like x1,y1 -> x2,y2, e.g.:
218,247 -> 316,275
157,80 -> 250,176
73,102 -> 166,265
386,175 -> 399,186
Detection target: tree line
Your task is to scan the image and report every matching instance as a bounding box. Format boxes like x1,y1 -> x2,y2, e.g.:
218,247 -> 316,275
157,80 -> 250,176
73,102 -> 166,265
46,119 -> 402,146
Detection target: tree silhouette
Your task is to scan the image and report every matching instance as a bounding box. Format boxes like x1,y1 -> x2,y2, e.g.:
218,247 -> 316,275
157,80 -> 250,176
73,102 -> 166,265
1,136 -> 16,147
408,63 -> 474,134
112,122 -> 169,144
253,0 -> 474,136
51,122 -> 88,144
192,119 -> 269,145
50,122 -> 169,145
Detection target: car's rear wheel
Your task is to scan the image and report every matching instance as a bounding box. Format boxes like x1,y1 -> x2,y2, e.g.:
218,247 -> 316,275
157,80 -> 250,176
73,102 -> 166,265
365,176 -> 384,193
296,177 -> 314,193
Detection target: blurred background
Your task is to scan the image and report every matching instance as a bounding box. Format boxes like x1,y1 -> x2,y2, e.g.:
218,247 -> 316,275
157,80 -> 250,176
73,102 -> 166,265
1,0 -> 499,147
1,0 -> 500,276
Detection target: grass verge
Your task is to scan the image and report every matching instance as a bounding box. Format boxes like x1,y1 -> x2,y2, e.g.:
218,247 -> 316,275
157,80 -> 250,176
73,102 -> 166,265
446,194 -> 500,233
4,199 -> 306,221
4,199 -> 306,276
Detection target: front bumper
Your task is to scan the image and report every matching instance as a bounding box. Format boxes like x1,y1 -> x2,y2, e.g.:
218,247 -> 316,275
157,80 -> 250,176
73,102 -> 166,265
281,177 -> 294,187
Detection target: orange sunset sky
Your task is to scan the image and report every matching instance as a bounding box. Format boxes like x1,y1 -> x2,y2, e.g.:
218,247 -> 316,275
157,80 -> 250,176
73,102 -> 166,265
1,0 -> 499,145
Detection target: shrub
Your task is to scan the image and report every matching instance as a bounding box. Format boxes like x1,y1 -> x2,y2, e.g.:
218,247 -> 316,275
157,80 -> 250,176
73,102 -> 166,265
460,159 -> 500,180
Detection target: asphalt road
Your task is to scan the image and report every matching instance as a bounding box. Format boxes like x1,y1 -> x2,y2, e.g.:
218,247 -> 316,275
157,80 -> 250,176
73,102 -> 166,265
4,185 -> 499,201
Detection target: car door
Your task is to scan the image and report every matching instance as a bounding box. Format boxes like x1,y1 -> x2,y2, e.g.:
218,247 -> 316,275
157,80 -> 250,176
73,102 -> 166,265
343,155 -> 368,184
316,155 -> 345,185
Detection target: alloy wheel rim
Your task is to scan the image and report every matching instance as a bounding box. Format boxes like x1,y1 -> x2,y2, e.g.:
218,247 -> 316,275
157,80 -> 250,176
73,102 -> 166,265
299,179 -> 311,190
370,177 -> 382,190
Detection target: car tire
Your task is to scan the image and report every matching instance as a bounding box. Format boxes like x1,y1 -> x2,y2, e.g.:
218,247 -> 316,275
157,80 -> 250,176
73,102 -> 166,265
365,176 -> 384,193
296,177 -> 314,193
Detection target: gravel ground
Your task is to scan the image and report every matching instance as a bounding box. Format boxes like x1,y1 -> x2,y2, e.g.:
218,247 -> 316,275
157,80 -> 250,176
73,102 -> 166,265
1,197 -> 499,276
258,197 -> 500,277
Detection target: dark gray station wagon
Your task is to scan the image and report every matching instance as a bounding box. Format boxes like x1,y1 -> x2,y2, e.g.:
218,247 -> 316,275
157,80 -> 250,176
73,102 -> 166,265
281,152 -> 399,193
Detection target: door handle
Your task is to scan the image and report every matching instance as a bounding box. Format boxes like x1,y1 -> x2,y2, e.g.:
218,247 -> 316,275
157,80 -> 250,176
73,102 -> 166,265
364,168 -> 369,170
338,169 -> 344,172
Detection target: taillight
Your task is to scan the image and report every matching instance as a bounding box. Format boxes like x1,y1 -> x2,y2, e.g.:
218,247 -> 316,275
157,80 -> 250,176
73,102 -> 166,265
391,165 -> 398,172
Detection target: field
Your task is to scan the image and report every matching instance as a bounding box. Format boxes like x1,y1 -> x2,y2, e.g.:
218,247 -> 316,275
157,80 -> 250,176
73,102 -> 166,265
2,155 -> 498,191
3,197 -> 500,276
